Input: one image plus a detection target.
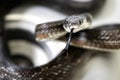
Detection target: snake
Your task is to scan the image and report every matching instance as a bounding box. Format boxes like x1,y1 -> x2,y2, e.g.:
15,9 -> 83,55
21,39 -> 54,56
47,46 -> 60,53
0,13 -> 92,80
0,1 -> 120,80
36,13 -> 120,52
1,12 -> 120,80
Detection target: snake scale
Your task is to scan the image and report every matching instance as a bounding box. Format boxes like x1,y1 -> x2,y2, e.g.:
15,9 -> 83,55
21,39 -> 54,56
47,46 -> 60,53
0,0 -> 120,80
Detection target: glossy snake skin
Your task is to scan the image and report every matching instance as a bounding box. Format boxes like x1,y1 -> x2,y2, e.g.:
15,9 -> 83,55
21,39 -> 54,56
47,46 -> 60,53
1,23 -> 120,79
0,13 -> 92,80
1,16 -> 120,80
71,24 -> 120,51
36,16 -> 120,51
0,36 -> 88,80
0,0 -> 119,80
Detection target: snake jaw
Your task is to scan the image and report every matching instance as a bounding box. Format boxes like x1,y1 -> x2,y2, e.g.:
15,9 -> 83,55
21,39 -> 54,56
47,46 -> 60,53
63,13 -> 92,33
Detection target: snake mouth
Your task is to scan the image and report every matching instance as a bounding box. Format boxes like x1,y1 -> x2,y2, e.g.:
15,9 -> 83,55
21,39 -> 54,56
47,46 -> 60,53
63,13 -> 92,33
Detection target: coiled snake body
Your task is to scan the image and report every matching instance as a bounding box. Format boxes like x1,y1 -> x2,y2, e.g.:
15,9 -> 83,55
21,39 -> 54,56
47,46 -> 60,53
0,13 -> 92,80
0,14 -> 91,80
0,8 -> 120,80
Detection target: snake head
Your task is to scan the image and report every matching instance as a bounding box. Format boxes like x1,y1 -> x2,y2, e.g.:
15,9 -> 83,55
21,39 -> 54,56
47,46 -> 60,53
63,13 -> 92,33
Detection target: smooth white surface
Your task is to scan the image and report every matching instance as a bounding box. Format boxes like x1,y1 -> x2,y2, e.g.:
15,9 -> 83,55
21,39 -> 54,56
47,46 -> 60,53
92,0 -> 120,28
5,5 -> 67,33
8,40 -> 49,66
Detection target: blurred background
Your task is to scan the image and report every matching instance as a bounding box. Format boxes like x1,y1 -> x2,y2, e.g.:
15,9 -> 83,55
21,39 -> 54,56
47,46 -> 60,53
0,0 -> 120,80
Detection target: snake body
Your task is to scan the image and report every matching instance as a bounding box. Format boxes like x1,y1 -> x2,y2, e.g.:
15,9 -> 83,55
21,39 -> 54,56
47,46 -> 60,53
0,37 -> 88,80
36,13 -> 92,41
0,0 -> 120,80
1,13 -> 120,80
36,14 -> 120,51
71,24 -> 120,51
0,13 -> 92,80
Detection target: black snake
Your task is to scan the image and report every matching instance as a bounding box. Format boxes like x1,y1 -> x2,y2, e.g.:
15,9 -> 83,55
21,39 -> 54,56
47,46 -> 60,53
1,0 -> 120,80
0,13 -> 92,80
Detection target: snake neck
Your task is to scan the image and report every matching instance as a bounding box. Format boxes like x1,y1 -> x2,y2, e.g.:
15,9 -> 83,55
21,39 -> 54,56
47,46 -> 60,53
35,20 -> 67,41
